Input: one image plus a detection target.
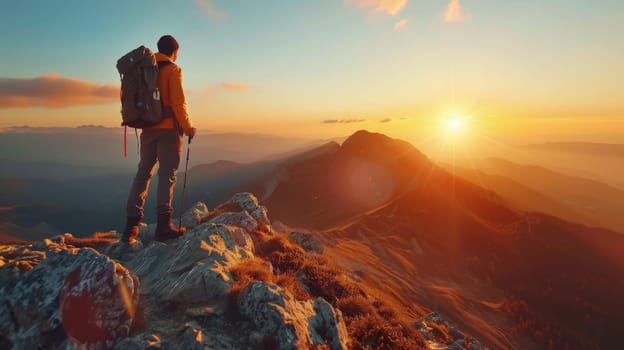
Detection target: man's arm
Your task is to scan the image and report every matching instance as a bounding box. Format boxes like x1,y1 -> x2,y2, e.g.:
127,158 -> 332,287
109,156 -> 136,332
169,66 -> 195,137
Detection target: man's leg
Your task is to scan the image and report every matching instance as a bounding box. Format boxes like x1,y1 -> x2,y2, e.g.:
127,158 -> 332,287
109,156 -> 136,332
123,130 -> 158,243
154,130 -> 184,241
155,130 -> 182,215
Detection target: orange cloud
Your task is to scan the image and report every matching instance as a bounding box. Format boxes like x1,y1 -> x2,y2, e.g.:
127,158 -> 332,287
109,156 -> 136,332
194,0 -> 226,19
394,18 -> 408,30
347,0 -> 408,16
443,0 -> 468,23
322,118 -> 367,124
220,82 -> 249,92
0,73 -> 118,109
204,81 -> 250,95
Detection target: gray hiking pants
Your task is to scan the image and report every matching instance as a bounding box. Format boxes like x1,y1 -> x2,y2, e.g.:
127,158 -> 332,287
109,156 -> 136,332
126,128 -> 182,218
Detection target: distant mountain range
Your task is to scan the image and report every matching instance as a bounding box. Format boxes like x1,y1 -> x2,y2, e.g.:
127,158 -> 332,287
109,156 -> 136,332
0,126 -> 324,178
517,142 -> 624,190
522,142 -> 624,158
0,127 -> 328,237
450,157 -> 624,234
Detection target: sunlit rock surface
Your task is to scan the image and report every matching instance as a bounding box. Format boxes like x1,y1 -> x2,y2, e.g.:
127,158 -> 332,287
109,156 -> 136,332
0,192 -> 483,350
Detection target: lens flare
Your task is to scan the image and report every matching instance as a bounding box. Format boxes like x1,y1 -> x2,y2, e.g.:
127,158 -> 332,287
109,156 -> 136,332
447,115 -> 465,130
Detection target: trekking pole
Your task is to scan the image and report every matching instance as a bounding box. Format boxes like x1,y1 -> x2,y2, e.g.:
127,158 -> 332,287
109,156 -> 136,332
178,135 -> 192,230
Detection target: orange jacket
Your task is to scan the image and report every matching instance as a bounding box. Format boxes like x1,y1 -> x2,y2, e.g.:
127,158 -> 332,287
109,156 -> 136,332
147,52 -> 193,133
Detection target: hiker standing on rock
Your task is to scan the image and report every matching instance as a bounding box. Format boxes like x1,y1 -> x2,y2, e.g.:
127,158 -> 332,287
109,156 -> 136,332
123,35 -> 196,244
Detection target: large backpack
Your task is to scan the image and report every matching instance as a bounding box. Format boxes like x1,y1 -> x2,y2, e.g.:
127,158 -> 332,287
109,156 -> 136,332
116,46 -> 171,128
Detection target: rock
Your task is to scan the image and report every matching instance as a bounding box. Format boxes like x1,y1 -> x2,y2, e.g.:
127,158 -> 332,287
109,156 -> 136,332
413,320 -> 427,329
425,312 -> 443,324
29,234 -> 66,251
182,202 -> 209,229
448,324 -> 463,339
0,244 -> 139,350
238,282 -> 348,350
468,339 -> 483,350
415,312 -> 487,350
105,240 -> 144,261
180,322 -> 211,350
228,192 -> 271,232
185,304 -> 225,318
138,222 -> 155,242
208,210 -> 258,233
125,223 -> 254,304
251,206 -> 271,227
289,231 -> 324,254
452,338 -> 465,348
309,298 -> 350,350
229,192 -> 261,213
114,333 -> 162,350
60,249 -> 140,348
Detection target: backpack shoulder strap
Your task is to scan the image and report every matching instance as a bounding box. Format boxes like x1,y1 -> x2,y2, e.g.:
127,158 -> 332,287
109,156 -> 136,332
157,61 -> 173,69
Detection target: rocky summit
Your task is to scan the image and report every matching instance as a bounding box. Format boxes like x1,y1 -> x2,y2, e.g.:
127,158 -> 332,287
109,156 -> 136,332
0,192 -> 481,350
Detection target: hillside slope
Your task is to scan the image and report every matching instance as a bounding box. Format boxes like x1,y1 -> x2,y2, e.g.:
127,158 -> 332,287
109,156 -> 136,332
262,130 -> 624,349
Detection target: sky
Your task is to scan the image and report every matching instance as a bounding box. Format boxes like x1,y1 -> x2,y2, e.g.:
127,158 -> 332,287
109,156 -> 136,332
0,0 -> 623,144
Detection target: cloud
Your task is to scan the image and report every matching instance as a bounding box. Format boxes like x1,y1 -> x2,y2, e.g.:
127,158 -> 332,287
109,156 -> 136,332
204,81 -> 250,95
443,0 -> 468,23
322,118 -> 367,124
347,0 -> 408,16
0,73 -> 118,109
380,118 -> 392,123
220,82 -> 249,92
394,18 -> 408,30
194,0 -> 226,19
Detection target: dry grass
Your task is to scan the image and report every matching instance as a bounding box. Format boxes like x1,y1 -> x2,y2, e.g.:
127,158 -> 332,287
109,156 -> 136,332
218,205 -> 427,349
65,231 -> 119,248
274,273 -> 311,301
229,257 -> 274,297
348,314 -> 425,350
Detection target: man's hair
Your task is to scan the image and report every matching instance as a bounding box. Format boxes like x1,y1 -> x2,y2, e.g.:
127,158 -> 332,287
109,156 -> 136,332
157,35 -> 179,56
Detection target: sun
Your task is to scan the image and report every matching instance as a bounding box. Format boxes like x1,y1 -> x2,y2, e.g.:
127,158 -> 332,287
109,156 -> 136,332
447,115 -> 465,131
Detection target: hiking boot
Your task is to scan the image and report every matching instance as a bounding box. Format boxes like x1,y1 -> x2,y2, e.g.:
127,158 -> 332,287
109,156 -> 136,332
154,213 -> 186,242
121,216 -> 142,244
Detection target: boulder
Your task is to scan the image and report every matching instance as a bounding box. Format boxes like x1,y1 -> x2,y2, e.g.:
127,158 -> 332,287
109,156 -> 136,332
207,210 -> 258,234
228,192 -> 271,232
229,192 -> 262,213
309,298 -> 350,349
114,333 -> 162,350
0,243 -> 139,350
238,282 -> 348,350
181,202 -> 210,229
125,223 -> 254,304
179,322 -> 211,350
60,250 -> 140,348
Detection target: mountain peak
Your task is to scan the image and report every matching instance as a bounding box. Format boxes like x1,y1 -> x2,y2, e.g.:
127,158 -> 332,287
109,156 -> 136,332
342,129 -> 391,148
340,129 -> 426,161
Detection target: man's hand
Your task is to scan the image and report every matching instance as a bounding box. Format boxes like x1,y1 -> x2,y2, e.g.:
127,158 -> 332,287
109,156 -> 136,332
186,127 -> 197,139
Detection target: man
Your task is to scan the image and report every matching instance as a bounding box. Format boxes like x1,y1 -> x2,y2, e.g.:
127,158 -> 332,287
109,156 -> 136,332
122,35 -> 197,244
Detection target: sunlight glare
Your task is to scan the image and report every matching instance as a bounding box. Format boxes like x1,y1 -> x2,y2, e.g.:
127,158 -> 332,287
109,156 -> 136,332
447,115 -> 465,130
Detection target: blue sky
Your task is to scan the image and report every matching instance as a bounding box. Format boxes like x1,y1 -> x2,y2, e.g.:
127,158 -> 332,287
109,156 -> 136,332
1,0 -> 623,142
